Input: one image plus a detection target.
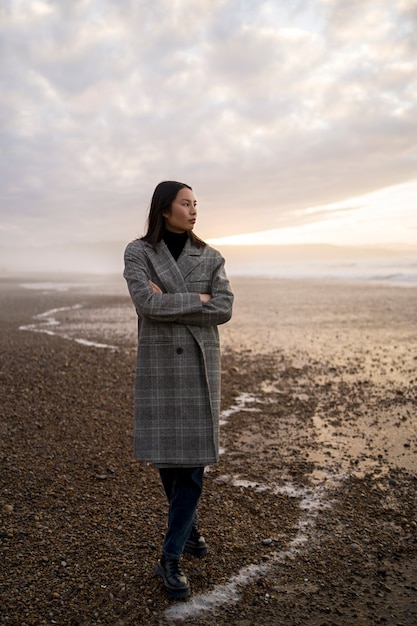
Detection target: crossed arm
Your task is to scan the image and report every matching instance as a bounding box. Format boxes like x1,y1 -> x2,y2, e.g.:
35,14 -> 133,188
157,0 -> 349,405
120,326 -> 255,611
124,242 -> 233,326
149,280 -> 212,304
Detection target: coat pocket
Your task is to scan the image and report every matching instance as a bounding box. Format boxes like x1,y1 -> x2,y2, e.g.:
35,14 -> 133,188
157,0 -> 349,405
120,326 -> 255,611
187,279 -> 211,293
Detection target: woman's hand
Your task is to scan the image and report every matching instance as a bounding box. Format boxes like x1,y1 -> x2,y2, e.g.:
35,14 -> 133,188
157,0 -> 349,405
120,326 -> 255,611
149,281 -> 163,294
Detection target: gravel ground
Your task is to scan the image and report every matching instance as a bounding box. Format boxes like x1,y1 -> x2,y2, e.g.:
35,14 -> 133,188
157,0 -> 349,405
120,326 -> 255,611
1,279 -> 416,625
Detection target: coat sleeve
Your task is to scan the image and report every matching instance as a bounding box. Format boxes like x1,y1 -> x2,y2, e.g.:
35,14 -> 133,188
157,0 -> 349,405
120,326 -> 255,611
123,241 -> 202,322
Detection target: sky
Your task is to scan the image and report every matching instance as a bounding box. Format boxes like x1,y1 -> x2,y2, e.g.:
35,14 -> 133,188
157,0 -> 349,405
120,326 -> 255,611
1,0 -> 417,269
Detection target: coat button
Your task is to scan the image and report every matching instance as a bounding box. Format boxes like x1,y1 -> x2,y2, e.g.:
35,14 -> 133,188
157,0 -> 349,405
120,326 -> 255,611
176,347 -> 183,354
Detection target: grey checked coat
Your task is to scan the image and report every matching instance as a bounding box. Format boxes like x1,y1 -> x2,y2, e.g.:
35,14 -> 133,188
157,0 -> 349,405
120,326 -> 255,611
123,238 -> 234,466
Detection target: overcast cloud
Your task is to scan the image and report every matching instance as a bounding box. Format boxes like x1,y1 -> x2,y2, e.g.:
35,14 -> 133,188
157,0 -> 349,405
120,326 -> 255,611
1,0 -> 416,253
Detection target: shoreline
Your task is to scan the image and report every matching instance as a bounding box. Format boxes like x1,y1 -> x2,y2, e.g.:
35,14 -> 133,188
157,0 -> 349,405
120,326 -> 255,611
2,266 -> 417,290
1,278 -> 416,625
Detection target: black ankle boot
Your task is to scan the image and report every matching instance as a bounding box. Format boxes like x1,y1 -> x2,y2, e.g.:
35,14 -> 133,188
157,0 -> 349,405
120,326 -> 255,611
156,554 -> 190,599
183,524 -> 208,557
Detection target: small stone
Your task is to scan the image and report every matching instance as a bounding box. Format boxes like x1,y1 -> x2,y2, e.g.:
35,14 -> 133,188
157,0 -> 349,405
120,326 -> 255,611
262,538 -> 273,546
350,543 -> 362,552
3,504 -> 14,514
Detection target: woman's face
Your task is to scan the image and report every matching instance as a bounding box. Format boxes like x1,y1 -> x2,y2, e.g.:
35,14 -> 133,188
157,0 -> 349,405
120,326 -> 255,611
163,187 -> 197,233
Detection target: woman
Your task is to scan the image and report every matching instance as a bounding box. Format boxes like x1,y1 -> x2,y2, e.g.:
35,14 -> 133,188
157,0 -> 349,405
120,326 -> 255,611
123,181 -> 234,599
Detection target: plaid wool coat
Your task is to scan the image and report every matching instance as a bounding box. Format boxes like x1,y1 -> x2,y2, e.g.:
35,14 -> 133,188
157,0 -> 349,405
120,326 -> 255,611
123,237 -> 234,466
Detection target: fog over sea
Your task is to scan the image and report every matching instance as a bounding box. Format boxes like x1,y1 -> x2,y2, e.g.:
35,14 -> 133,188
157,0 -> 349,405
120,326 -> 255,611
3,241 -> 417,284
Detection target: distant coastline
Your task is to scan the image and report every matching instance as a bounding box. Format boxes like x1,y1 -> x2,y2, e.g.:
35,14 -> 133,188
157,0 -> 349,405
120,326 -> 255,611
2,241 -> 416,285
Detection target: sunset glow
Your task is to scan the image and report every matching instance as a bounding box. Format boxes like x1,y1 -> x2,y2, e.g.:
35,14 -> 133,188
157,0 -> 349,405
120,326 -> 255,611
207,180 -> 417,247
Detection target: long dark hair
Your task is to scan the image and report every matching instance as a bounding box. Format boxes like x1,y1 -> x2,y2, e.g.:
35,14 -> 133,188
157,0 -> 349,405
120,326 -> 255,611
142,181 -> 206,250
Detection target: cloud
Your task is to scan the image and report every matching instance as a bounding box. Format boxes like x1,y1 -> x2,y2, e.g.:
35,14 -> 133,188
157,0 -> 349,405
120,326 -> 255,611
0,0 -> 416,253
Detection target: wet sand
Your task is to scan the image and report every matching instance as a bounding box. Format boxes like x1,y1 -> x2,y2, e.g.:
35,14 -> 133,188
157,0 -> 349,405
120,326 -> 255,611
1,276 -> 416,625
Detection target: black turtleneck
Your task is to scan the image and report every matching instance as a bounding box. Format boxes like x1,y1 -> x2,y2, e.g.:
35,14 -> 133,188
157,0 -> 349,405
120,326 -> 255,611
163,230 -> 188,261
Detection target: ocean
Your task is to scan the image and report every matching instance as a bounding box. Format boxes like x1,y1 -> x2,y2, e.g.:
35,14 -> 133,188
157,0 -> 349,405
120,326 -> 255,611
216,245 -> 417,285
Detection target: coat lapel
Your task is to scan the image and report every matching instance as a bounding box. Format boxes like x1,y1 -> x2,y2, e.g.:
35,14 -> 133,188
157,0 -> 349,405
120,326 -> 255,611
177,238 -> 203,278
145,238 -> 203,293
176,240 -> 204,350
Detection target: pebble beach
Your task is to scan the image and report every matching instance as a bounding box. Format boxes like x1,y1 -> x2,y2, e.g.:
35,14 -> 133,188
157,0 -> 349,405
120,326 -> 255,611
1,275 -> 416,625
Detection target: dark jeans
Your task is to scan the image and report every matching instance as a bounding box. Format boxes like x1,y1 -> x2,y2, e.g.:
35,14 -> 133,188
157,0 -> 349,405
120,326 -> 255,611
159,466 -> 204,559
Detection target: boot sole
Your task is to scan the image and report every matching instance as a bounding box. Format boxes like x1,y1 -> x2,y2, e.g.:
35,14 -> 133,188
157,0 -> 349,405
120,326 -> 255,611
156,563 -> 191,599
